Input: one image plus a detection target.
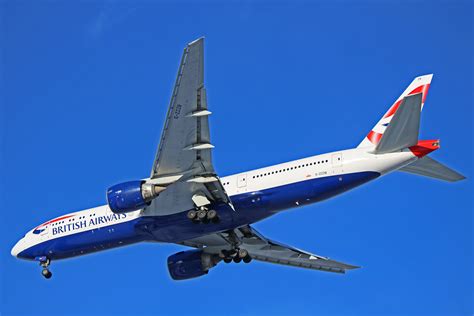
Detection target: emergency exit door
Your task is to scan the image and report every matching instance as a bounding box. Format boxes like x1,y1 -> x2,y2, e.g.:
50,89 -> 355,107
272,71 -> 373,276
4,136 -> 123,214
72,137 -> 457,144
237,174 -> 247,188
332,153 -> 343,166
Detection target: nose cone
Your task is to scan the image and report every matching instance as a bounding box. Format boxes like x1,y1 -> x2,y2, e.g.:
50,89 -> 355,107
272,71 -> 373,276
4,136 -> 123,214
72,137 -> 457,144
11,239 -> 23,258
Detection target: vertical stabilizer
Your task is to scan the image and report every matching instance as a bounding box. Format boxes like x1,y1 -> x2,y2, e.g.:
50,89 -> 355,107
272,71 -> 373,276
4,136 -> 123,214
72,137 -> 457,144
374,93 -> 422,153
358,74 -> 433,149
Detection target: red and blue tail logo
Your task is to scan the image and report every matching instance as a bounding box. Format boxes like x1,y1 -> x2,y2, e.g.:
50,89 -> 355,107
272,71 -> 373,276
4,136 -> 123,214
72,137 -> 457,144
358,74 -> 433,148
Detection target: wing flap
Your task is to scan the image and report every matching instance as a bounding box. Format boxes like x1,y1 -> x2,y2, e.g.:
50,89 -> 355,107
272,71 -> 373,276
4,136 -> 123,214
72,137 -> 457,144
184,225 -> 358,274
143,38 -> 232,216
151,37 -> 213,179
246,240 -> 358,273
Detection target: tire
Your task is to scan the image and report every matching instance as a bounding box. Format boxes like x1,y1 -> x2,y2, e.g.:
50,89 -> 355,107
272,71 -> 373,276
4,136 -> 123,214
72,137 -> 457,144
42,269 -> 52,279
238,248 -> 248,258
223,258 -> 232,264
197,210 -> 207,220
243,256 -> 252,263
207,210 -> 217,220
187,210 -> 197,220
233,257 -> 242,263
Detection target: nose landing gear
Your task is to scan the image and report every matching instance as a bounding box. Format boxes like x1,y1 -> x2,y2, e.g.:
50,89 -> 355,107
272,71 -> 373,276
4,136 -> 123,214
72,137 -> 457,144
38,257 -> 52,279
41,268 -> 52,279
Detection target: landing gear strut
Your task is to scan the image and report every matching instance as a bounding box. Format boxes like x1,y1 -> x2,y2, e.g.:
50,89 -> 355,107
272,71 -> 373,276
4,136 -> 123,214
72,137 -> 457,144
39,258 -> 52,279
187,207 -> 219,224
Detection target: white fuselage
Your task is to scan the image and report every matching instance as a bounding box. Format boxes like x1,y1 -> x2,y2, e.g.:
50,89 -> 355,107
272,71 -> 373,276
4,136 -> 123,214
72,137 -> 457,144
11,147 -> 418,259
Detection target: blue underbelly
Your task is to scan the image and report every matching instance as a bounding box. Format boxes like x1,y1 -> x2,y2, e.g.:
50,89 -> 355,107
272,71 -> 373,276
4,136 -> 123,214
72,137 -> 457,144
18,171 -> 379,260
238,170 -> 381,212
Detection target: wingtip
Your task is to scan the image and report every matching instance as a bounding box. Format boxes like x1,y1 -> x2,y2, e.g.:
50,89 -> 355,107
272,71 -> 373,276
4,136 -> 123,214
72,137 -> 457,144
348,265 -> 361,270
453,174 -> 467,182
188,37 -> 205,46
342,263 -> 361,270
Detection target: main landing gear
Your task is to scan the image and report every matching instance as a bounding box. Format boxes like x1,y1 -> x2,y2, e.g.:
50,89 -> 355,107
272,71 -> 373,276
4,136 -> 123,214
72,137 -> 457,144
220,248 -> 252,264
39,258 -> 52,279
187,207 -> 219,224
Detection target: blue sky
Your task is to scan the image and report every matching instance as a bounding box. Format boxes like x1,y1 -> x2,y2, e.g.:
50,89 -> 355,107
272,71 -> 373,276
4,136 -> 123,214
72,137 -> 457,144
1,1 -> 472,315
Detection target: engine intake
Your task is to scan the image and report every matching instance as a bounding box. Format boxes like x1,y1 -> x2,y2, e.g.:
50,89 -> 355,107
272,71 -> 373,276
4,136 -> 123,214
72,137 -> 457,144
167,250 -> 220,281
106,180 -> 165,213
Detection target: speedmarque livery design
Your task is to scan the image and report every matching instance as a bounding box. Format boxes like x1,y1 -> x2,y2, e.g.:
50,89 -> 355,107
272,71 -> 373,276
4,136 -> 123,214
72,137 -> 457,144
12,38 -> 465,280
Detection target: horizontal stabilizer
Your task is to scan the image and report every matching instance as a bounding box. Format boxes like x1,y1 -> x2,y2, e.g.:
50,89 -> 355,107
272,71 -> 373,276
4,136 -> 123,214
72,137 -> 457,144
375,93 -> 422,154
399,156 -> 466,182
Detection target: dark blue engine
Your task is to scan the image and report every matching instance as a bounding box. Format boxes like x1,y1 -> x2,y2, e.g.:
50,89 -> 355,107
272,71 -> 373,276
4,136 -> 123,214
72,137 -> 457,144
106,180 -> 149,213
167,250 -> 219,281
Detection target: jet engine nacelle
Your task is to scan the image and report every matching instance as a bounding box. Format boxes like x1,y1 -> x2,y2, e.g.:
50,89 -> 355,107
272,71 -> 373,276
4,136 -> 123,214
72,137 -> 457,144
106,180 -> 165,213
167,250 -> 220,281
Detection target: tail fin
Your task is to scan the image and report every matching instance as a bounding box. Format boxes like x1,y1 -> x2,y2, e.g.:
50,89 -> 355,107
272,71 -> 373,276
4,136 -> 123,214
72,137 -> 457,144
358,74 -> 433,149
399,156 -> 466,182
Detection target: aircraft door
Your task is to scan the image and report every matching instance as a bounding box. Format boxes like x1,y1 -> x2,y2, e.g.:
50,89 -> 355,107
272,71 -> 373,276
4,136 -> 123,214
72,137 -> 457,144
332,153 -> 343,175
332,153 -> 343,166
40,225 -> 49,241
237,174 -> 247,188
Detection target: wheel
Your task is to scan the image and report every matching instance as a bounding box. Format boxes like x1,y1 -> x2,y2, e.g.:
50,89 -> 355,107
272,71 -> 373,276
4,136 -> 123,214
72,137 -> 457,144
42,269 -> 52,279
238,248 -> 249,258
233,257 -> 242,263
197,210 -> 207,220
243,255 -> 252,263
223,258 -> 232,264
207,210 -> 217,220
187,210 -> 197,220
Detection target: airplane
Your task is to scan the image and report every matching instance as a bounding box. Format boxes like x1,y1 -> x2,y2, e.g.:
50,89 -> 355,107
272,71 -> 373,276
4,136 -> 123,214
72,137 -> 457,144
11,38 -> 465,280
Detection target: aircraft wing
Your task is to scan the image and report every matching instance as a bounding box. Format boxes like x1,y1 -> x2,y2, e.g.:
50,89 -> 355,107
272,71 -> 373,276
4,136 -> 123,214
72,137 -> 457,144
181,226 -> 359,274
144,38 -> 231,216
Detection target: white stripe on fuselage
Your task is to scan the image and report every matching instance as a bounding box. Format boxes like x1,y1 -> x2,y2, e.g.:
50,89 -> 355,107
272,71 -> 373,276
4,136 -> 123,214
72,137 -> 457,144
21,148 -> 418,250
